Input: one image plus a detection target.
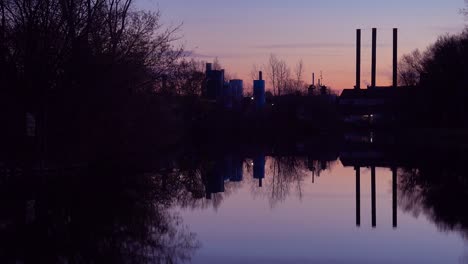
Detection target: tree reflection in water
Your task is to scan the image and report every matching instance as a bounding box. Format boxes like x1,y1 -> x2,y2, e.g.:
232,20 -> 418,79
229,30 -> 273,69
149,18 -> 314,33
397,156 -> 468,263
399,160 -> 468,239
246,156 -> 308,207
171,155 -> 242,211
4,150 -> 468,263
0,163 -> 201,263
169,154 -> 338,210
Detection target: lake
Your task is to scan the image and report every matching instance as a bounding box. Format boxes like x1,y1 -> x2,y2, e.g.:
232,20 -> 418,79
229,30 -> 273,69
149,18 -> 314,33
0,142 -> 467,263
174,154 -> 468,264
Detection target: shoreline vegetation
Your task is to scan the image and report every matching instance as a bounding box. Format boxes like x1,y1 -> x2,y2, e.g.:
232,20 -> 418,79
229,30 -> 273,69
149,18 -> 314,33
0,1 -> 467,164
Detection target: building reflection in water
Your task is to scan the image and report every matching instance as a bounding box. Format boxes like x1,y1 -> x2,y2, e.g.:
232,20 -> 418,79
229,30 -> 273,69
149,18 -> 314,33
371,166 -> 376,227
253,154 -> 266,187
200,153 -> 400,228
352,165 -> 398,228
5,145 -> 468,263
392,167 -> 397,228
355,166 -> 361,227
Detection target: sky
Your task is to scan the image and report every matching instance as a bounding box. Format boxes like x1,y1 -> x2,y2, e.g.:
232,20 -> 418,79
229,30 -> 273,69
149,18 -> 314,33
136,0 -> 467,92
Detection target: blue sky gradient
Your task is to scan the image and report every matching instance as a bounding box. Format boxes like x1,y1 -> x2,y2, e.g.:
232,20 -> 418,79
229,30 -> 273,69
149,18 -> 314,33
137,0 -> 466,90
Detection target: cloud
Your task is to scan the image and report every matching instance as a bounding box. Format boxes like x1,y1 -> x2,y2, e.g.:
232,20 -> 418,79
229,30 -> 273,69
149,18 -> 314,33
182,51 -> 213,58
252,42 -> 390,49
182,50 -> 254,59
252,42 -> 354,49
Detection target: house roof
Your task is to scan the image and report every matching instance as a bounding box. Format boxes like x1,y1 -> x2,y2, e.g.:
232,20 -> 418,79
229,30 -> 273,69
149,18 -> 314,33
339,86 -> 416,100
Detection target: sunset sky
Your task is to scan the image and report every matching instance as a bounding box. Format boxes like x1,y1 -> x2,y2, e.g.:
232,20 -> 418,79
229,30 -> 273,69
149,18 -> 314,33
138,0 -> 466,92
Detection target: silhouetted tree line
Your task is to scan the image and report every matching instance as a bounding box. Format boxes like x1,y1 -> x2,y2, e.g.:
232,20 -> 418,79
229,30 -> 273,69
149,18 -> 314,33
398,27 -> 468,128
0,0 -> 208,161
254,54 -> 333,96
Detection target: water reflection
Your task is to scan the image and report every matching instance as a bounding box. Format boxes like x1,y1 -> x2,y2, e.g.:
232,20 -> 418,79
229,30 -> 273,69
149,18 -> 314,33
0,164 -> 200,263
174,148 -> 468,262
398,158 -> 468,239
189,153 -> 400,228
172,149 -> 464,229
1,144 -> 468,263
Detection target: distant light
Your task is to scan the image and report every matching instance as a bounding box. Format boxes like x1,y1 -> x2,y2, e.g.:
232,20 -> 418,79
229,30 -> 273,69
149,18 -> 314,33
251,97 -> 254,100
272,103 -> 275,106
251,162 -> 254,166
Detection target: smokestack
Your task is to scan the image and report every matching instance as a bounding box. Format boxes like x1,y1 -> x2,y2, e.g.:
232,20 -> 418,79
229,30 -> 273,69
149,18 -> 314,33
371,166 -> 376,228
259,71 -> 263,81
356,29 -> 361,89
371,28 -> 377,88
206,63 -> 212,73
312,73 -> 315,86
393,28 -> 398,88
355,166 -> 361,227
392,167 -> 397,228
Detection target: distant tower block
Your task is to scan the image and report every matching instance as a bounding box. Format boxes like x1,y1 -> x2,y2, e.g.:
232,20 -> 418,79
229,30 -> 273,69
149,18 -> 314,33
218,70 -> 226,103
205,62 -> 224,100
229,79 -> 244,108
253,71 -> 266,109
223,81 -> 232,108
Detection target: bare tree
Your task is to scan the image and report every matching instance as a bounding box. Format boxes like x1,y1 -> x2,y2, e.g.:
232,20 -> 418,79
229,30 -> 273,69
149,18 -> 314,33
267,54 -> 290,96
248,156 -> 309,208
398,49 -> 424,86
0,0 -> 189,153
158,58 -> 205,95
209,56 -> 235,81
267,54 -> 279,95
213,57 -> 222,70
294,59 -> 304,88
461,0 -> 468,19
277,60 -> 290,96
250,63 -> 262,82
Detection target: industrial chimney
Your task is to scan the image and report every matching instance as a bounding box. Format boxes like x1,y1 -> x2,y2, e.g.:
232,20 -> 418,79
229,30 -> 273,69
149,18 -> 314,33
393,28 -> 398,88
371,28 -> 377,88
356,29 -> 361,90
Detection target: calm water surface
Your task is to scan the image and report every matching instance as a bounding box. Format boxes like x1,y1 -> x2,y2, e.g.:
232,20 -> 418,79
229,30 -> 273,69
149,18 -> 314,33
173,156 -> 468,264
1,147 -> 468,263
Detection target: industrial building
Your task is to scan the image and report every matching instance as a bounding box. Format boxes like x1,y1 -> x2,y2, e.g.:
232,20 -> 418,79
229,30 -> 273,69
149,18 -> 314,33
204,63 -> 244,109
339,28 -> 415,125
